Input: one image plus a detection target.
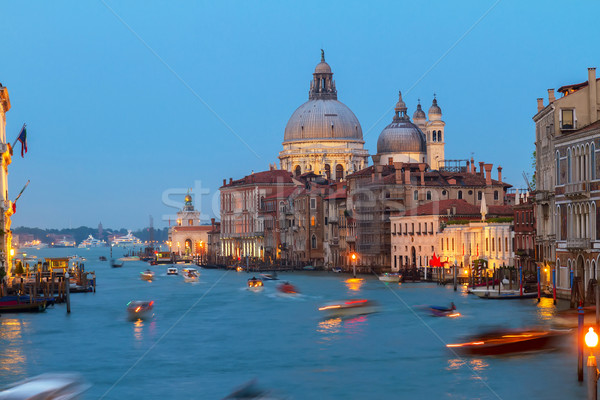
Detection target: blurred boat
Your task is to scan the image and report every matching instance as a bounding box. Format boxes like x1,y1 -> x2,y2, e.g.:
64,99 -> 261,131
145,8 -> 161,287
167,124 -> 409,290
260,272 -> 278,280
119,256 -> 140,262
167,267 -> 178,275
332,267 -> 342,273
277,281 -> 299,294
247,277 -> 264,292
236,266 -> 244,272
126,300 -> 154,321
0,373 -> 89,399
140,270 -> 155,281
99,256 -> 107,261
378,273 -> 401,283
303,265 -> 315,270
223,379 -> 283,399
446,328 -> 570,356
427,302 -> 459,317
318,299 -> 379,318
471,288 -> 537,299
182,268 -> 199,283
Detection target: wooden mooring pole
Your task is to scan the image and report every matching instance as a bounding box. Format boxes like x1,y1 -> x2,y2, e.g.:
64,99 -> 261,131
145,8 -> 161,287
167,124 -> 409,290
65,273 -> 71,314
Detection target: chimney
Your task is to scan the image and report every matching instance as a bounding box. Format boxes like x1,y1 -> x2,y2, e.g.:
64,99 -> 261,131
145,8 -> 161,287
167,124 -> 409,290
211,218 -> 215,229
418,163 -> 426,186
404,167 -> 411,185
470,157 -> 475,174
229,178 -> 233,184
484,164 -> 493,186
589,68 -> 598,123
223,179 -> 226,186
394,162 -> 404,184
537,98 -> 544,112
548,88 -> 555,103
466,160 -> 470,173
497,166 -> 502,182
375,164 -> 383,181
479,162 -> 484,176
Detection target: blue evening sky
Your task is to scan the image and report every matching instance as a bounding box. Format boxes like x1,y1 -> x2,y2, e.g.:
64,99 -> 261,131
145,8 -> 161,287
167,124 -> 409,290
1,1 -> 598,229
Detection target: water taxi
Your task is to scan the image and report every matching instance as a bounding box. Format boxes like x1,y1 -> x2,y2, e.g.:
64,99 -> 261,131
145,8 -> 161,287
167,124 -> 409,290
247,277 -> 264,292
182,268 -> 199,283
318,299 -> 379,318
126,300 -> 154,321
167,267 -> 178,275
140,270 -> 155,281
378,273 -> 401,283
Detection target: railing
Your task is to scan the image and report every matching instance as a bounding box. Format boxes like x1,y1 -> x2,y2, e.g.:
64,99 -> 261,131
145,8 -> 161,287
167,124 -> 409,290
564,182 -> 589,198
566,238 -> 591,250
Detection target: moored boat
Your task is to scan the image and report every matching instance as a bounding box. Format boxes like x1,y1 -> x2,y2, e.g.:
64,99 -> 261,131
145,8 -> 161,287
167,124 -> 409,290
446,328 -> 570,356
0,296 -> 47,313
318,299 -> 380,318
126,300 -> 154,320
332,267 -> 342,273
247,277 -> 264,292
378,273 -> 401,283
78,235 -> 107,248
471,288 -> 537,299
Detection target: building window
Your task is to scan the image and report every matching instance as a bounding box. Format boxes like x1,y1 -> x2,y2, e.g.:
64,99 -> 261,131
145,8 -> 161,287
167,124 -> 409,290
491,237 -> 495,252
486,238 -> 489,251
188,219 -> 193,226
458,190 -> 463,199
556,151 -> 561,185
433,131 -> 437,142
324,164 -> 331,179
294,165 -> 301,177
478,191 -> 482,201
335,164 -> 344,180
310,198 -> 316,209
438,131 -> 442,142
441,238 -> 444,250
568,148 -> 572,183
592,143 -> 596,180
560,109 -> 575,130
426,191 -> 432,200
311,235 -> 317,249
311,216 -> 316,226
498,238 -> 501,252
452,238 -> 454,251
494,191 -> 499,201
414,190 -> 418,201
398,224 -> 402,234
505,237 -> 508,252
468,190 -> 473,195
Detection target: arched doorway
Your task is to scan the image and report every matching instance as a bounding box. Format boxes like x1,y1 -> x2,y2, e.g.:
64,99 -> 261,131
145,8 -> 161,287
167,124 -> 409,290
185,239 -> 192,256
294,165 -> 301,177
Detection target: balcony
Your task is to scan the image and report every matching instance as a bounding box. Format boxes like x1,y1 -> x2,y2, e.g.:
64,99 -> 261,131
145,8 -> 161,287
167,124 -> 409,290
564,182 -> 589,199
535,191 -> 551,203
566,238 -> 591,250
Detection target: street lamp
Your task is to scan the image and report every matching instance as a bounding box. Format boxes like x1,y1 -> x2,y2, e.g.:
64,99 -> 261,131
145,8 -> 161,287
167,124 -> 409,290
351,252 -> 357,278
586,327 -> 599,400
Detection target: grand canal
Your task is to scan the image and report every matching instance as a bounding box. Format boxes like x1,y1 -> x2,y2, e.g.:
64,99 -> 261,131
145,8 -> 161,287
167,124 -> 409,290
0,248 -> 587,399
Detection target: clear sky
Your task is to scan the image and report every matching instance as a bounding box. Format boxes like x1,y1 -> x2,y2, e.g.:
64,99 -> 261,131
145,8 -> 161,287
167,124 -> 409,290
1,1 -> 598,229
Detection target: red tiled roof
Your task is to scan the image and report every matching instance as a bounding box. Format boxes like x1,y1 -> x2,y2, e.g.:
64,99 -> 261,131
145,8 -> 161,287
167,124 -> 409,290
572,119 -> 600,134
325,187 -> 347,200
404,199 -> 514,217
263,186 -> 300,200
222,169 -> 294,188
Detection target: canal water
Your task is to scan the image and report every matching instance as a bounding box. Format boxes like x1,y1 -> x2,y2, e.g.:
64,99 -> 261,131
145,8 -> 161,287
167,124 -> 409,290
0,248 -> 587,399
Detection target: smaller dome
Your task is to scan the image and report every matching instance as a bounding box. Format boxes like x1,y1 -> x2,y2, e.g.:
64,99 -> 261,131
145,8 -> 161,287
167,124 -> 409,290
315,61 -> 332,74
413,102 -> 426,120
184,194 -> 192,203
428,97 -> 442,117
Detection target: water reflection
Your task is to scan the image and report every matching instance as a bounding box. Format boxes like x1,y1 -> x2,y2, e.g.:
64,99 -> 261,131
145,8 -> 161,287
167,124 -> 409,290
345,278 -> 364,292
446,358 -> 489,372
317,318 -> 342,336
536,297 -> 557,322
0,318 -> 27,376
133,319 -> 144,341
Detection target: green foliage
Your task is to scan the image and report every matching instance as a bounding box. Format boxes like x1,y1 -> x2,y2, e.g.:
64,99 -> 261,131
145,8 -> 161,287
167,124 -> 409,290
487,217 -> 514,223
531,150 -> 537,190
14,261 -> 24,275
444,220 -> 471,225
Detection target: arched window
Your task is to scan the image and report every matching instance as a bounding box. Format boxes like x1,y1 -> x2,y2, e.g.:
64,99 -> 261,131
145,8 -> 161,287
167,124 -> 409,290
324,164 -> 331,179
294,165 -> 301,177
426,191 -> 432,200
335,164 -> 344,180
458,190 -> 463,199
311,216 -> 316,226
556,151 -> 561,185
591,143 -> 596,180
567,148 -> 572,183
311,235 -> 317,249
494,190 -> 499,201
433,131 -> 437,142
438,131 -> 443,142
414,190 -> 418,201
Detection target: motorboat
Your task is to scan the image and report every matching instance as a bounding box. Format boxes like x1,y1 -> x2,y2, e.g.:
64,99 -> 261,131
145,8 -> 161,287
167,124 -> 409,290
140,270 -> 155,281
332,267 -> 342,273
126,300 -> 154,321
0,296 -> 47,313
167,267 -> 178,275
471,288 -> 537,299
182,268 -> 199,283
247,277 -> 264,292
260,272 -> 278,280
18,239 -> 47,249
318,299 -> 380,318
277,281 -> 299,294
378,273 -> 401,283
77,235 -> 107,248
111,259 -> 124,268
0,373 -> 89,400
427,302 -> 460,317
99,256 -> 107,261
51,238 -> 76,248
236,266 -> 244,272
111,230 -> 143,247
446,328 -> 570,356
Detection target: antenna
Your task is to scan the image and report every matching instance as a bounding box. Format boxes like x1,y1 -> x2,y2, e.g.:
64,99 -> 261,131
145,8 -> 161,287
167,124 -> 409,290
522,171 -> 532,192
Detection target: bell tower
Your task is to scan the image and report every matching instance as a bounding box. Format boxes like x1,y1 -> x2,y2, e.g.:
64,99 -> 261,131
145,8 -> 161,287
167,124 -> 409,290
426,95 -> 445,170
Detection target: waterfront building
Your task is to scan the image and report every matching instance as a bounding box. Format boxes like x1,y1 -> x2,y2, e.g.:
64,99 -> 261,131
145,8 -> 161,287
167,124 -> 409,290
169,192 -> 209,256
278,51 -> 369,179
323,182 -> 351,269
390,199 -> 514,273
0,83 -> 13,276
219,168 -> 295,261
534,67 -> 600,299
206,218 -> 221,264
513,191 -> 536,275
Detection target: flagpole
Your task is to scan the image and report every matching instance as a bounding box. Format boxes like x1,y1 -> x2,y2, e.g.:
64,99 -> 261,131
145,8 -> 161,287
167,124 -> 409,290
14,180 -> 30,203
11,123 -> 26,149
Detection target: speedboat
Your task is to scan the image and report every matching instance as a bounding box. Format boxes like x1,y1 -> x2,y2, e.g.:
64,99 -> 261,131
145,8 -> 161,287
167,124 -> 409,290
126,300 -> 154,320
236,266 -> 244,272
378,273 -> 401,283
427,302 -> 460,317
247,277 -> 264,292
260,272 -> 278,280
277,281 -> 299,294
446,328 -> 570,356
167,267 -> 178,275
140,270 -> 155,281
318,299 -> 380,318
182,268 -> 199,283
0,373 -> 89,400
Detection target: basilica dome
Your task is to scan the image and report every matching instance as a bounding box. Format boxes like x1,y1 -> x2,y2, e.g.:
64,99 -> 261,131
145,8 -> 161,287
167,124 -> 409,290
377,91 -> 426,154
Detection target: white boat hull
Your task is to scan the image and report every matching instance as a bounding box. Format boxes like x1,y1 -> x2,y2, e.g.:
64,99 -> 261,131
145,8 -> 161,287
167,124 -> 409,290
471,288 -> 537,299
379,276 -> 400,283
247,286 -> 264,292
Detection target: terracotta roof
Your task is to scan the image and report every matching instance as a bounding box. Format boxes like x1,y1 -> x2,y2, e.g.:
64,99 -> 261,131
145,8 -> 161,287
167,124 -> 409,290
572,119 -> 600,135
222,170 -> 294,188
325,187 -> 347,200
263,186 -> 300,200
404,199 -> 514,217
557,77 -> 600,95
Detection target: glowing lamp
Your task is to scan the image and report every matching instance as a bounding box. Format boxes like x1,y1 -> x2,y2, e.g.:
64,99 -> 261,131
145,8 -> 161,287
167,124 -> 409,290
9,249 -> 14,256
351,253 -> 357,261
586,327 -> 599,348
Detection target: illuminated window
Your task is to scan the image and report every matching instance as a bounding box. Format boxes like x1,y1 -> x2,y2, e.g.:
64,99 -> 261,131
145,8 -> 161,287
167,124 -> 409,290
561,109 -> 575,130
311,216 -> 316,226
188,219 -> 193,226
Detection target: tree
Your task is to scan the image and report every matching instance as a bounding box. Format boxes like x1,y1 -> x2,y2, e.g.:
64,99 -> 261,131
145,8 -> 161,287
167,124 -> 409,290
531,150 -> 537,190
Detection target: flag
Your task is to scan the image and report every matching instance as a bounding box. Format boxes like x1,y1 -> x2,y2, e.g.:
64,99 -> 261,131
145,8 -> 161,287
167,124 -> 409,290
16,125 -> 27,157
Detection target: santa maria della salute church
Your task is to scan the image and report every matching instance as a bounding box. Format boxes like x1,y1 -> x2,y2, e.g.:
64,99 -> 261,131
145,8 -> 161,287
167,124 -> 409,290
278,50 -> 446,177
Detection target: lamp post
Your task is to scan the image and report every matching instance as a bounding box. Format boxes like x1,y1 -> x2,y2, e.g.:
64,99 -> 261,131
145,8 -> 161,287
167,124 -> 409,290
586,327 -> 599,400
351,253 -> 357,278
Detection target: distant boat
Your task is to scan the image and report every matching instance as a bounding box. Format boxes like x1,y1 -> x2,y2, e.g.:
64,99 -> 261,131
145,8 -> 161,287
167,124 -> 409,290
471,288 -> 537,300
378,273 -> 401,283
260,272 -> 278,280
332,267 -> 342,273
247,277 -> 264,292
182,268 -> 199,283
277,281 -> 299,294
126,300 -> 154,321
167,267 -> 178,275
78,235 -> 107,248
303,265 -> 315,271
140,270 -> 155,281
318,299 -> 380,318
50,238 -> 76,248
111,231 -> 142,247
99,256 -> 107,261
427,302 -> 460,317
